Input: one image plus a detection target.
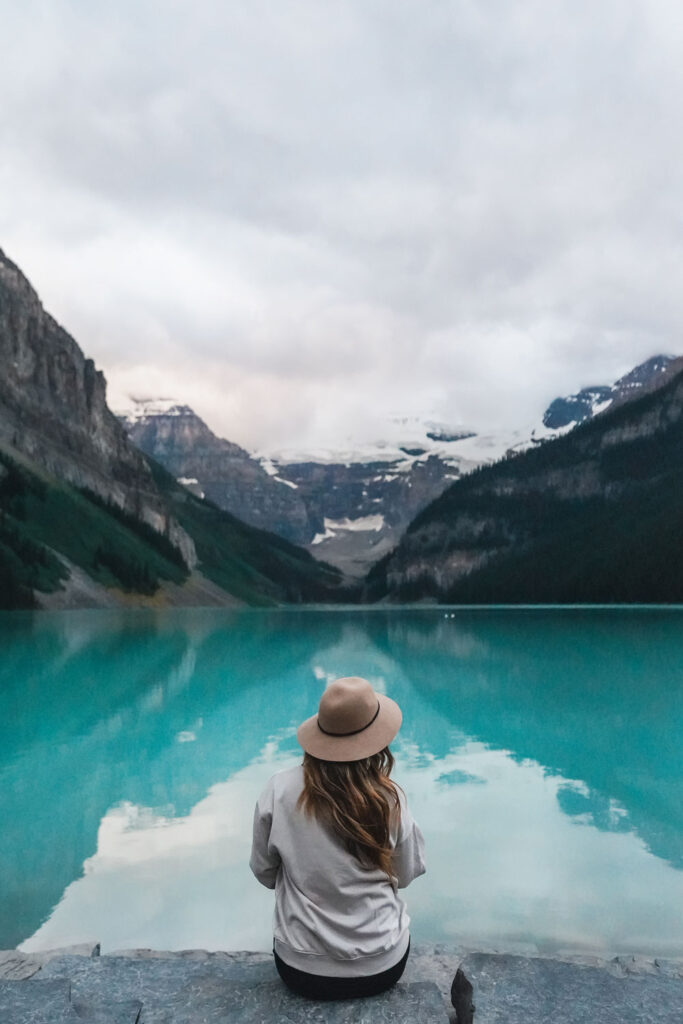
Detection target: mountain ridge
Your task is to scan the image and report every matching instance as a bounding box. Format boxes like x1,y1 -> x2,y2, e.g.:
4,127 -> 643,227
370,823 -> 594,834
543,354 -> 683,430
117,353 -> 679,578
119,401 -> 479,576
365,362 -> 683,603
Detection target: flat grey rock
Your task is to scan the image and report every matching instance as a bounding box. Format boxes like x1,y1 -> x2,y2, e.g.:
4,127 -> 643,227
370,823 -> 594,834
108,948 -> 272,965
27,945 -> 683,1024
0,944 -> 100,981
458,952 -> 683,1024
37,954 -> 276,1022
0,978 -> 77,1024
34,942 -> 101,963
0,951 -> 44,981
36,954 -> 446,1022
38,953 -> 277,990
152,976 -> 445,1024
610,954 -> 683,979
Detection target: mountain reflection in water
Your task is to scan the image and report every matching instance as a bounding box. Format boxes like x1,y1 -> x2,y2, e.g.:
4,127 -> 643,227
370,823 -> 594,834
0,606 -> 681,956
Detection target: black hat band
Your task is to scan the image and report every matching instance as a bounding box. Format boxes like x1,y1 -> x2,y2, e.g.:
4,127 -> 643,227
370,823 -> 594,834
317,700 -> 381,738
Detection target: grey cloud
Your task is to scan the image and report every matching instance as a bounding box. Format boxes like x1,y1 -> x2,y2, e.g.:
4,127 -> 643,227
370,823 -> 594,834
2,0 -> 683,446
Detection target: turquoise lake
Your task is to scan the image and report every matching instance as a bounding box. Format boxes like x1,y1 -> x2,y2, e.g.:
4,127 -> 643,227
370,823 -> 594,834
1,606 -> 681,958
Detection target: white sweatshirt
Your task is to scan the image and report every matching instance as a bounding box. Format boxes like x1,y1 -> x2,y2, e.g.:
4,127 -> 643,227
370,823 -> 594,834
249,764 -> 426,977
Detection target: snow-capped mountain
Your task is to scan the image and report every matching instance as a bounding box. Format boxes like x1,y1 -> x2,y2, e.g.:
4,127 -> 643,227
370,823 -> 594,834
542,355 -> 681,430
254,412 -> 566,575
117,353 -> 681,579
118,405 -> 488,577
257,413 -> 511,469
371,356 -> 683,605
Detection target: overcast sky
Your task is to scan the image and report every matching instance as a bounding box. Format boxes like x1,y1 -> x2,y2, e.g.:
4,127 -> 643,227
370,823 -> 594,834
2,0 -> 683,450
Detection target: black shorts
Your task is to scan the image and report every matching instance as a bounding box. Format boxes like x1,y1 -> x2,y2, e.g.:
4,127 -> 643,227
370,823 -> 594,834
273,939 -> 410,1001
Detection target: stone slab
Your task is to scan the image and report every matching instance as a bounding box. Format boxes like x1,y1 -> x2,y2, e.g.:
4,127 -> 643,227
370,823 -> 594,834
108,948 -> 272,965
0,944 -> 100,981
156,974 -> 445,1024
37,954 -> 276,1022
457,952 -> 683,1024
0,978 -> 77,1024
106,944 -> 457,1016
0,952 -> 44,981
38,953 -> 277,991
36,954 -> 446,1022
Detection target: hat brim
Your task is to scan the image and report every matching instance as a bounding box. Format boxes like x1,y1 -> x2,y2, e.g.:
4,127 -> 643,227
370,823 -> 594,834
296,693 -> 402,762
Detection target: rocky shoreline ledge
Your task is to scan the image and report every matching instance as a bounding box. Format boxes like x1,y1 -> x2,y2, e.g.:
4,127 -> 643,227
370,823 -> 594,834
1,942 -> 682,1023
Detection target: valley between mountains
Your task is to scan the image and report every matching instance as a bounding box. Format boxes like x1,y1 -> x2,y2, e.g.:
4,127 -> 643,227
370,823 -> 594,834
2,244 -> 682,609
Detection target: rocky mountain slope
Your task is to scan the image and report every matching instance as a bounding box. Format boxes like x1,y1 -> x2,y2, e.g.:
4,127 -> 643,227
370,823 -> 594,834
366,364 -> 683,603
120,399 -> 316,544
0,248 -> 194,566
263,357 -> 681,575
121,352 -> 680,579
121,404 -> 478,577
0,249 -> 342,609
261,436 -> 468,578
121,400 -> 468,575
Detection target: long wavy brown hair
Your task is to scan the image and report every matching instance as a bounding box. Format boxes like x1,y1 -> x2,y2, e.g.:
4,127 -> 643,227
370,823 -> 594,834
297,747 -> 401,878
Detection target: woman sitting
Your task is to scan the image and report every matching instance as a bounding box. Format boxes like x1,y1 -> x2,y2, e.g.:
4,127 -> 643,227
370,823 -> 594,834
250,675 -> 426,1001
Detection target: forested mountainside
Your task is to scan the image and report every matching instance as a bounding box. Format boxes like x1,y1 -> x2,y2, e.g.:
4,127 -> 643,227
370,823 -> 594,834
0,249 -> 342,609
146,457 -> 343,605
0,444 -> 342,610
366,365 -> 683,603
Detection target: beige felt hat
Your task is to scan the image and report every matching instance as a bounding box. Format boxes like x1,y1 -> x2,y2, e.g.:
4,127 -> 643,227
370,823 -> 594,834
297,676 -> 402,762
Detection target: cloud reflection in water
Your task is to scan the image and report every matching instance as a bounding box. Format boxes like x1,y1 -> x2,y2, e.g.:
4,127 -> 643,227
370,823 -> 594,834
22,733 -> 683,959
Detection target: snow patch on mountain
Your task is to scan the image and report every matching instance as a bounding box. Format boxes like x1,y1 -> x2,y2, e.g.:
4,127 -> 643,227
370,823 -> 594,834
119,397 -> 191,423
256,413 -> 501,473
312,514 -> 385,545
260,458 -> 278,477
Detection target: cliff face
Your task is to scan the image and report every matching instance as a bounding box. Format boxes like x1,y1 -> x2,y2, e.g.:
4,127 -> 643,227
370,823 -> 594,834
0,249 -> 195,566
121,402 -> 316,545
369,366 -> 683,603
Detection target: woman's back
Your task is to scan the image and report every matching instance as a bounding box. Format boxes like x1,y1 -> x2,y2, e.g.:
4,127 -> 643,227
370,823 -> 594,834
250,676 -> 426,998
250,762 -> 424,973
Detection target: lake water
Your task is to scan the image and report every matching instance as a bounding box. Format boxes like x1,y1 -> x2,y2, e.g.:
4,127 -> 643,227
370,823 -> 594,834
1,606 -> 682,959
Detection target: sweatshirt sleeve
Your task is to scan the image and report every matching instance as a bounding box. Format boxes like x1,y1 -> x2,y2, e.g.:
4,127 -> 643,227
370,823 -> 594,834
391,795 -> 426,889
249,780 -> 281,890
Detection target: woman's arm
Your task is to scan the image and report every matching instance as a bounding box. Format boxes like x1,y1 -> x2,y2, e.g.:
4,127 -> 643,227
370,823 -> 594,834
392,821 -> 426,888
391,792 -> 426,888
249,782 -> 282,889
